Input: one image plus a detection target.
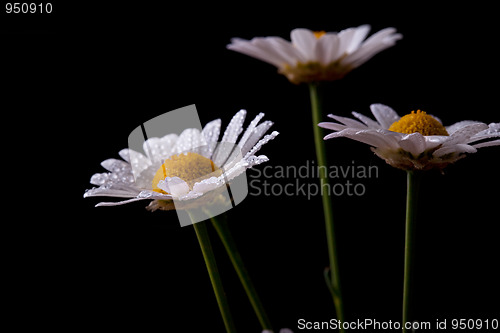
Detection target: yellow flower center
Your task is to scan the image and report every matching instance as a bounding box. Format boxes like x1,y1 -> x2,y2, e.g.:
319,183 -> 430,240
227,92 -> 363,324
388,110 -> 449,136
152,152 -> 221,194
313,31 -> 326,39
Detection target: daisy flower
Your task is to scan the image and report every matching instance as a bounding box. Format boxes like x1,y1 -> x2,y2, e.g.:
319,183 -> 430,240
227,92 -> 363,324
85,110 -> 279,332
84,110 -> 279,211
227,25 -> 402,84
319,103 -> 500,170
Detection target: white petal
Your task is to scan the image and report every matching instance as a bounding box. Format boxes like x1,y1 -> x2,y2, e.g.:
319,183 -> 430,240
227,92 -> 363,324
318,121 -> 346,131
222,159 -> 250,181
93,190 -> 171,206
95,197 -> 149,207
398,133 -> 426,155
221,110 -> 247,143
88,170 -> 134,187
324,128 -> 398,148
213,110 -> 247,166
143,134 -> 178,163
100,158 -> 130,173
343,39 -> 398,68
291,28 -> 317,61
89,172 -> 109,186
127,149 -> 152,177
344,24 -> 371,53
172,128 -> 206,155
246,154 -> 270,167
179,190 -> 205,201
192,161 -> 247,194
433,144 -> 477,157
221,113 -> 268,169
266,37 -> 307,64
237,112 -> 265,149
137,190 -> 173,200
240,121 -> 274,156
467,122 -> 500,143
446,120 -> 482,135
424,135 -> 449,150
201,118 -> 221,158
444,123 -> 489,146
191,177 -> 221,194
351,111 -> 382,129
472,139 -> 500,149
118,148 -> 131,162
362,27 -> 400,47
84,186 -> 139,198
336,27 -> 359,56
316,34 -> 341,65
327,114 -> 368,129
356,130 -> 400,148
244,131 -> 279,158
370,104 -> 400,129
157,177 -> 190,198
133,164 -> 160,190
227,37 -> 285,67
342,27 -> 402,67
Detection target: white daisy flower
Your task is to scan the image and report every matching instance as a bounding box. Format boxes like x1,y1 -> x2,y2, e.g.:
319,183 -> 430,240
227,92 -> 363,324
319,104 -> 500,171
263,329 -> 293,333
84,110 -> 279,210
227,25 -> 402,84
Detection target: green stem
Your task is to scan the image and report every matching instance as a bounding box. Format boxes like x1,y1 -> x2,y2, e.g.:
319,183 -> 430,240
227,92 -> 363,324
309,83 -> 345,329
192,219 -> 237,333
211,215 -> 273,331
402,171 -> 421,333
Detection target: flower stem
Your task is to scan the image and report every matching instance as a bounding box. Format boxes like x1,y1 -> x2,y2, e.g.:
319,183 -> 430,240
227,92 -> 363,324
308,82 -> 345,328
402,171 -> 421,333
192,219 -> 237,333
211,215 -> 273,331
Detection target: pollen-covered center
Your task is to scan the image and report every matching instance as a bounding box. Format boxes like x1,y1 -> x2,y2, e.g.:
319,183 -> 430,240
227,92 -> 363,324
313,31 -> 326,39
388,110 -> 449,136
152,152 -> 221,194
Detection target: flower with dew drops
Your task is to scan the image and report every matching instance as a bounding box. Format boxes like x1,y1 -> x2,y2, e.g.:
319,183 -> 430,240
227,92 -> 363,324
85,110 -> 278,332
227,25 -> 402,84
319,104 -> 500,171
84,110 -> 279,211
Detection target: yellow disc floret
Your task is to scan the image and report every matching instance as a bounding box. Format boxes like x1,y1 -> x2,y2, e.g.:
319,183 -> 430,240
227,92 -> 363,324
313,31 -> 326,39
152,152 -> 221,194
388,110 -> 449,136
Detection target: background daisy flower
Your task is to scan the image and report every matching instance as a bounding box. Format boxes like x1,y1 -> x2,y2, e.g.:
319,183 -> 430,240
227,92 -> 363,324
85,110 -> 278,210
319,103 -> 500,171
320,103 -> 499,329
227,25 -> 402,84
228,25 -> 401,327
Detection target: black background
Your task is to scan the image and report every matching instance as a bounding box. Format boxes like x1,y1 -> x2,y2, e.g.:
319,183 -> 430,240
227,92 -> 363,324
3,2 -> 499,332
